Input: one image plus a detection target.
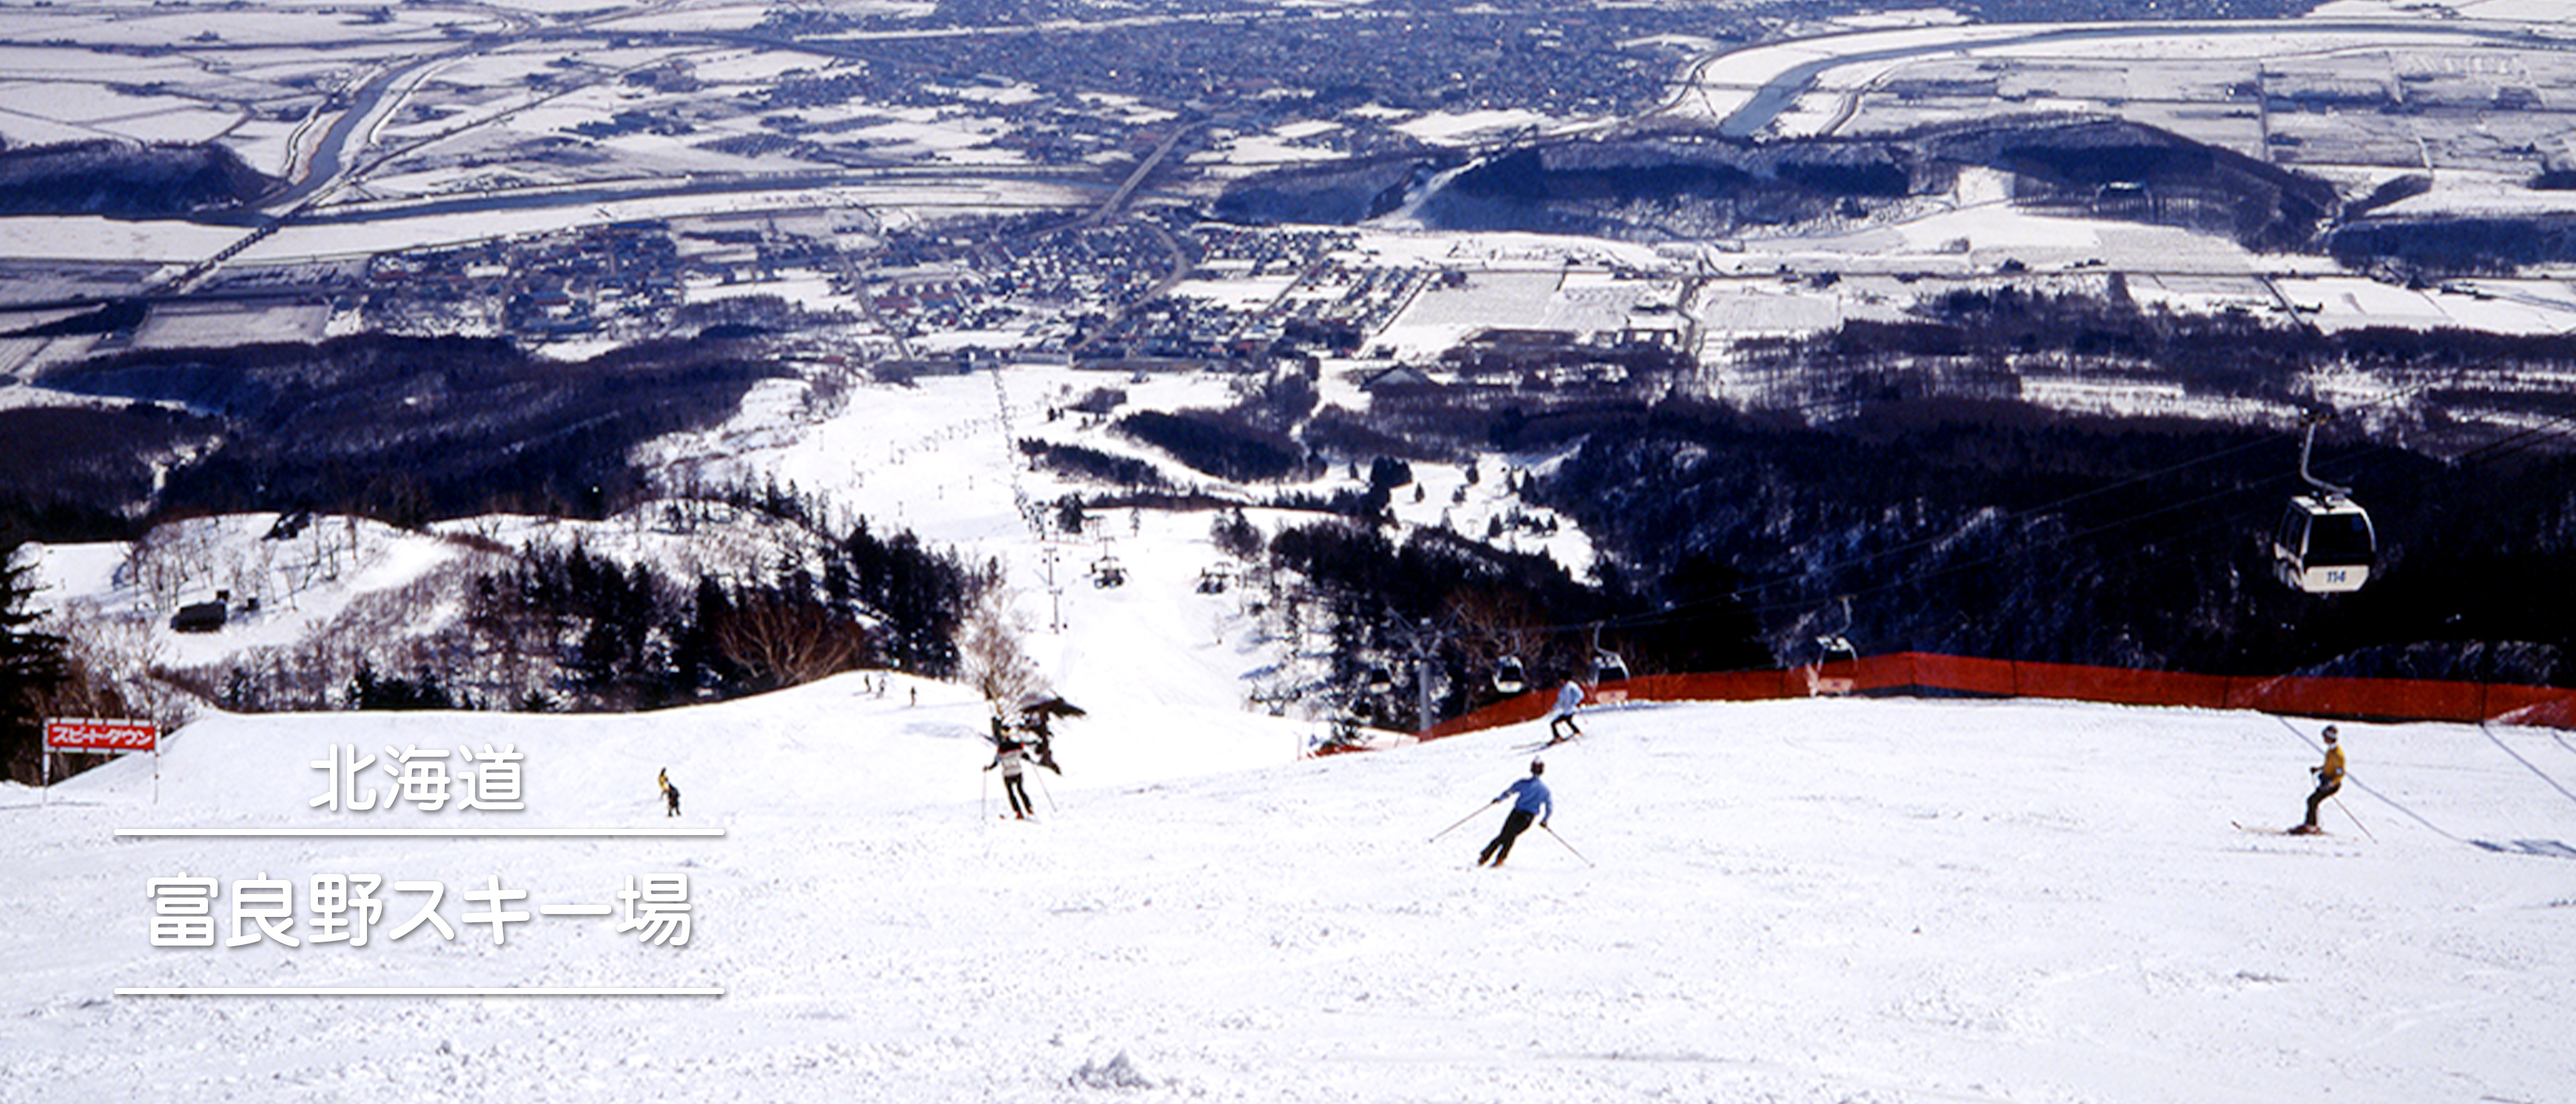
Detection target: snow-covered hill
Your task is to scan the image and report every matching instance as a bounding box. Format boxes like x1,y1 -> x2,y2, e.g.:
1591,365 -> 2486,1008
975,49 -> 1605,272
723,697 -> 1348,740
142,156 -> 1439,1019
21,357 -> 1599,728
7,686 -> 2573,1102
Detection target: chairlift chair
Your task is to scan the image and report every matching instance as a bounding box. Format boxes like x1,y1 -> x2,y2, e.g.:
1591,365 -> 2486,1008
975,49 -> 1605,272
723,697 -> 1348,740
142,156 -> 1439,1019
1493,655 -> 1527,696
2271,415 -> 2377,594
1091,555 -> 1126,588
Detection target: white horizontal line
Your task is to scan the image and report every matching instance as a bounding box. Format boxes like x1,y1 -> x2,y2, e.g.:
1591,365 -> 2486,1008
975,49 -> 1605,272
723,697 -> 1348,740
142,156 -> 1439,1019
539,905 -> 616,916
116,987 -> 722,997
114,828 -> 724,838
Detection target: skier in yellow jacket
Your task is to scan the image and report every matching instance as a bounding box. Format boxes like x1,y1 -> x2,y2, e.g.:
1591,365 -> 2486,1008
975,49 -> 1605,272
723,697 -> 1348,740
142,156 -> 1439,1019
2291,726 -> 2344,834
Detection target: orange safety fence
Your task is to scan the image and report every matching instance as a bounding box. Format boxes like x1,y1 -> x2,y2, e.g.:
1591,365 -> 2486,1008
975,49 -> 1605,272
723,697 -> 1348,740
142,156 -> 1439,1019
1416,652 -> 2576,742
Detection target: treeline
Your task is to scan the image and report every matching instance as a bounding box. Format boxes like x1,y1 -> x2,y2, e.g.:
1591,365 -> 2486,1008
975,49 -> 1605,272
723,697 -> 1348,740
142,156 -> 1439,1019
1266,518 -> 1768,729
2327,216 -> 2576,276
0,139 -> 271,215
1020,441 -> 1172,491
1519,396 -> 2576,683
1114,408 -> 1318,483
0,405 -> 215,543
1307,291 -> 2576,683
1733,287 -> 2576,453
25,332 -> 786,529
1232,117 -> 2334,247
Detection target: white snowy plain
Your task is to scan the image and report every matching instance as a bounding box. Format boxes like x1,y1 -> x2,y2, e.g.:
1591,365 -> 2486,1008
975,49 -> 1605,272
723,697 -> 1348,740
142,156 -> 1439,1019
6,679 -> 2574,1102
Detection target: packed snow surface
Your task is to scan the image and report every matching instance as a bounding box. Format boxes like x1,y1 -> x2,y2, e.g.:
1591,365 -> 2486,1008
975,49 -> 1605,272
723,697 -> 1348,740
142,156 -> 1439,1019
7,683 -> 2575,1101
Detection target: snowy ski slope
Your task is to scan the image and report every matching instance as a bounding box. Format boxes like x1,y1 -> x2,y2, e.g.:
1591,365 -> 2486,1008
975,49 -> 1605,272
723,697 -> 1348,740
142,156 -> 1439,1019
7,681 -> 2574,1102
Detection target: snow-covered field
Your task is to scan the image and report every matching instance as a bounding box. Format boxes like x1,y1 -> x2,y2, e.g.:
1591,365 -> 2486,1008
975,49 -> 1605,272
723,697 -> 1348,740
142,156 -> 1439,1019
1670,17 -> 2567,142
7,681 -> 2575,1102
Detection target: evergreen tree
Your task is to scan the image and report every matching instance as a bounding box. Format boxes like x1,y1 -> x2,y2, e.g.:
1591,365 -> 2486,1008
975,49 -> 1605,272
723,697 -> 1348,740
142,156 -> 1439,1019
1,544 -> 70,783
348,661 -> 456,711
1211,507 -> 1264,559
671,574 -> 740,700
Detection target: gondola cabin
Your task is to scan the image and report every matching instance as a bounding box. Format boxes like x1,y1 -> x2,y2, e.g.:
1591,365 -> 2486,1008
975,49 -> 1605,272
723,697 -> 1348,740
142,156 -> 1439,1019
1593,651 -> 1630,684
1805,635 -> 1858,697
2272,495 -> 2375,594
1493,656 -> 1527,696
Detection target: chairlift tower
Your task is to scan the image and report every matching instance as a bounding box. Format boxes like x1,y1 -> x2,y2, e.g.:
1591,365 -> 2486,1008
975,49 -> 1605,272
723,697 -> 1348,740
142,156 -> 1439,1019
1383,616 -> 1446,733
1038,543 -> 1067,633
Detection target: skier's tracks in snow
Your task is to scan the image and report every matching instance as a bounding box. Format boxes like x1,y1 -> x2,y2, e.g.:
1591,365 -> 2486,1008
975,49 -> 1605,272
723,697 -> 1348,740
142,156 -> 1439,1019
2479,722 -> 2576,812
1328,1049 -> 2018,1102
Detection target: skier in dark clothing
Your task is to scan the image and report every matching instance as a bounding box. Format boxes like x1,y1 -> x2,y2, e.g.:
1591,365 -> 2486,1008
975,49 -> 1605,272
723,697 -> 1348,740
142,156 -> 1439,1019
1477,759 -> 1553,867
985,722 -> 1036,819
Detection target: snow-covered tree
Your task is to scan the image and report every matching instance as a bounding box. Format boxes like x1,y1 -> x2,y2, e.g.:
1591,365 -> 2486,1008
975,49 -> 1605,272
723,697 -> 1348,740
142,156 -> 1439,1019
955,580 -> 1041,708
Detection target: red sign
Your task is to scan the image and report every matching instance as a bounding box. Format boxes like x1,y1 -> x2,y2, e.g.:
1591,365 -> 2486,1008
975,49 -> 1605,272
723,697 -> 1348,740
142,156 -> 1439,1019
45,718 -> 158,753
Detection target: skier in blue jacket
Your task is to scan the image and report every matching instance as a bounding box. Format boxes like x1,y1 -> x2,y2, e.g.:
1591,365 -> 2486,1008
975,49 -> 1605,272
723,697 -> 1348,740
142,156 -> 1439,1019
1477,759 -> 1552,867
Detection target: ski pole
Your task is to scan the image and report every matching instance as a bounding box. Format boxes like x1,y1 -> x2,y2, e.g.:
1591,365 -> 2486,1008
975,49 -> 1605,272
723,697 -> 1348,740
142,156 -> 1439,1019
1034,770 -> 1058,814
1540,824 -> 1593,867
2333,794 -> 2377,842
1430,800 -> 1498,842
981,769 -> 989,823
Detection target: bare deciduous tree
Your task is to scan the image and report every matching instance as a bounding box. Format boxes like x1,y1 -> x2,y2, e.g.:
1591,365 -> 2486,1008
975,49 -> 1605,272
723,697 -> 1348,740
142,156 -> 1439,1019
39,604 -> 194,735
716,590 -> 867,694
1443,586 -> 1549,697
123,522 -> 218,610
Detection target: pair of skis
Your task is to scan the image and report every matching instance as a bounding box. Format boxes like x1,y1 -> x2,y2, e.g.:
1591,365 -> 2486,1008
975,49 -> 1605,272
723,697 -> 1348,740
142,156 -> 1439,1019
2233,797 -> 2375,841
2233,822 -> 2327,837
